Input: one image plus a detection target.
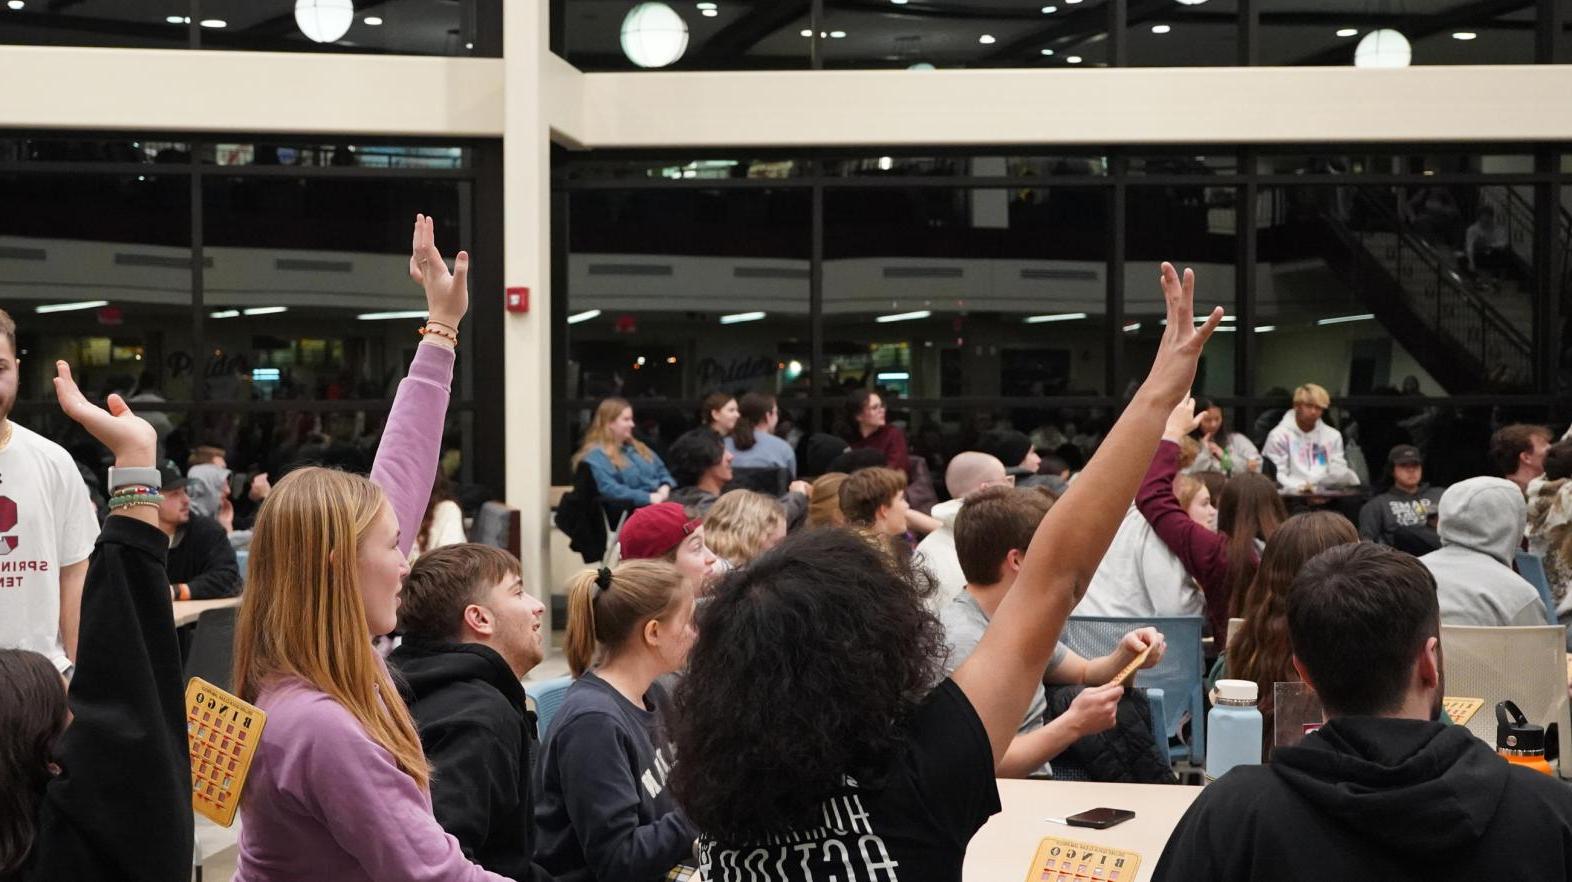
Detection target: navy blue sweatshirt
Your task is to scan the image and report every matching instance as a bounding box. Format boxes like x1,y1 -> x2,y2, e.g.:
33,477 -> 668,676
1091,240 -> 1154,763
534,671 -> 697,882
15,517 -> 192,882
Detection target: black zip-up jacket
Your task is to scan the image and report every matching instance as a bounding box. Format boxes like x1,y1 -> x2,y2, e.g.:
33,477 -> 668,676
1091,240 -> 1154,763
389,639 -> 554,882
167,514 -> 241,600
14,517 -> 192,882
1155,715 -> 1572,881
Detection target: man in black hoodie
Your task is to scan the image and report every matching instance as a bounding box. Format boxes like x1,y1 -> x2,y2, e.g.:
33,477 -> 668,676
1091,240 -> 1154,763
1155,542 -> 1572,881
388,543 -> 554,881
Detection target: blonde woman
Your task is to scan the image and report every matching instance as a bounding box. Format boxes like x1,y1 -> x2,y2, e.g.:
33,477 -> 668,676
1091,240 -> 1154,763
230,216 -> 508,882
703,490 -> 788,570
807,472 -> 848,527
573,399 -> 675,508
535,561 -> 699,882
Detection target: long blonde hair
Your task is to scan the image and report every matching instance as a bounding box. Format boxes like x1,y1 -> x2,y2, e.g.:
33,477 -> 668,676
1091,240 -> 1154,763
572,398 -> 655,471
564,560 -> 689,678
232,467 -> 431,789
704,490 -> 787,566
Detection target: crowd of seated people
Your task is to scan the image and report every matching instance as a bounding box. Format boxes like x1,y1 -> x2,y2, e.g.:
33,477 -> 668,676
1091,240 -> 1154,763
13,234 -> 1572,882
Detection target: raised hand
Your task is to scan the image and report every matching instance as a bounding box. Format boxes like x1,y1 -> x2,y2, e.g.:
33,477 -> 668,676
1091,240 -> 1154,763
53,361 -> 156,467
1163,396 -> 1201,442
409,213 -> 470,330
1145,263 -> 1223,406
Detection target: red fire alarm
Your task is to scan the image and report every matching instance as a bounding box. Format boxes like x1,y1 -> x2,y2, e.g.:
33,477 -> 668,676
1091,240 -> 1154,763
505,287 -> 530,313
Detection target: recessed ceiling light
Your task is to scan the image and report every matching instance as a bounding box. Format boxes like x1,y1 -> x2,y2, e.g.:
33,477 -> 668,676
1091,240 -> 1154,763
701,8 -> 717,15
1151,24 -> 1171,33
978,34 -> 996,44
1040,48 -> 1055,55
891,0 -> 909,4
1065,0 -> 1082,4
1336,28 -> 1358,37
1452,31 -> 1477,40
829,30 -> 846,38
696,1 -> 717,8
199,18 -> 225,28
1041,5 -> 1057,12
165,14 -> 189,23
1066,55 -> 1083,63
465,42 -> 474,49
6,1 -> 24,9
800,28 -> 813,36
364,15 -> 383,25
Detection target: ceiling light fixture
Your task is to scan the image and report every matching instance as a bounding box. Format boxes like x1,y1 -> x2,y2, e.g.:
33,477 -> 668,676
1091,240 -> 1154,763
36,300 -> 109,314
357,309 -> 429,321
364,15 -> 383,25
567,309 -> 602,324
243,306 -> 289,316
876,310 -> 931,323
891,0 -> 909,4
1452,31 -> 1476,40
978,34 -> 996,44
1041,5 -> 1056,12
166,14 -> 188,23
877,156 -> 894,170
1255,325 -> 1276,333
876,371 -> 911,381
1354,29 -> 1411,67
199,19 -> 226,28
209,309 -> 241,319
701,8 -> 717,15
801,29 -> 813,36
1151,24 -> 1171,34
1040,48 -> 1054,55
1316,313 -> 1375,326
829,29 -> 846,38
620,2 -> 689,67
1336,27 -> 1358,37
295,0 -> 354,43
6,1 -> 22,9
720,311 -> 766,324
1024,312 -> 1087,324
1066,55 -> 1083,63
695,1 -> 716,7
1123,322 -> 1141,332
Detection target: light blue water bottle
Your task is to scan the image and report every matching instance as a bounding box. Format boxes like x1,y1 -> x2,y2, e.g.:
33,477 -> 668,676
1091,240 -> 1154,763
1205,679 -> 1263,782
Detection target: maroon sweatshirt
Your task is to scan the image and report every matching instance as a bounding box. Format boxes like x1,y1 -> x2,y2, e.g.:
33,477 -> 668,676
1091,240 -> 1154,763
1137,440 -> 1237,645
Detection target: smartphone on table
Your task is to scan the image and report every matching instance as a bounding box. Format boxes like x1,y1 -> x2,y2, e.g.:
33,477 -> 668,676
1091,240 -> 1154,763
1064,808 -> 1135,829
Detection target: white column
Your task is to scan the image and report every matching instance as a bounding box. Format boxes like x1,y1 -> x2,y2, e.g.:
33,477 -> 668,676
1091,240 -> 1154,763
503,2 -> 554,631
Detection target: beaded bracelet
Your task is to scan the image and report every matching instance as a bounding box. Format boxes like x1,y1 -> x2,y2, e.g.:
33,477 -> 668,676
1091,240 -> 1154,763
425,319 -> 458,333
109,492 -> 164,509
109,500 -> 162,512
419,324 -> 459,346
109,484 -> 160,497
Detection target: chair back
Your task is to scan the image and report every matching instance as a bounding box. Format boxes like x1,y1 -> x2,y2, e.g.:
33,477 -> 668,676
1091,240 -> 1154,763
528,675 -> 575,739
1061,615 -> 1206,763
1440,623 -> 1571,778
729,466 -> 789,496
473,501 -> 522,557
1514,550 -> 1558,625
183,605 -> 239,694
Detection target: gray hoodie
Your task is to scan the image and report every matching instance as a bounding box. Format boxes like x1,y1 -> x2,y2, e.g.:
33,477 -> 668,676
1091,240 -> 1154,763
1420,476 -> 1546,627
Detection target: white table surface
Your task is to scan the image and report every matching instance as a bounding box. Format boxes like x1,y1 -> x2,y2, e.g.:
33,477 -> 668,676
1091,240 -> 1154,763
963,779 -> 1203,882
172,596 -> 241,628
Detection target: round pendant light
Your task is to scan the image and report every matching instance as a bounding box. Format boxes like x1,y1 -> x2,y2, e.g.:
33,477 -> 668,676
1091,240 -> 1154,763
621,2 -> 689,69
1354,28 -> 1411,68
295,0 -> 354,44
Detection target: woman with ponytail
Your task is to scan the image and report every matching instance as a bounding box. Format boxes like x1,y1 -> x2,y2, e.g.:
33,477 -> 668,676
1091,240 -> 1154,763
230,216 -> 510,882
725,392 -> 797,477
535,560 -> 699,882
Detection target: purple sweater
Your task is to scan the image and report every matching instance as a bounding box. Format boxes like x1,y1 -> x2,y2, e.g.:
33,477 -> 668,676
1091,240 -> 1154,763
234,342 -> 510,882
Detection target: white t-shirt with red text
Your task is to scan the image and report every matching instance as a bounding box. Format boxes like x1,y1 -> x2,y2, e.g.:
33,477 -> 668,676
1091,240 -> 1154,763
0,422 -> 100,672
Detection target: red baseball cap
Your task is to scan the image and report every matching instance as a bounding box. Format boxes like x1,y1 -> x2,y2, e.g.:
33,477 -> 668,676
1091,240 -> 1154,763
618,502 -> 702,560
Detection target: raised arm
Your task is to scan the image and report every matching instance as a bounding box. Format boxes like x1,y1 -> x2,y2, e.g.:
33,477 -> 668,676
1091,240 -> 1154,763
370,214 -> 469,557
1138,401 -> 1229,591
951,264 -> 1221,765
37,364 -> 193,882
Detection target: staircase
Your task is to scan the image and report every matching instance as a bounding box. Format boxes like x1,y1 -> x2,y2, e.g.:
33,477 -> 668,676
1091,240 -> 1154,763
1313,189 -> 1534,393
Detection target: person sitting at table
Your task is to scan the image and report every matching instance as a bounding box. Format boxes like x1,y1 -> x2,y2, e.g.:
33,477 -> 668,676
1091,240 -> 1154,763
668,262 -> 1220,880
841,388 -> 910,474
155,461 -> 242,601
574,398 -> 676,509
388,543 -> 552,881
1358,445 -> 1444,548
1490,422 -> 1553,494
616,502 -> 718,595
1154,543 -> 1572,882
1420,477 -> 1546,627
701,490 -> 787,572
1187,398 -> 1261,477
230,215 -> 511,882
0,362 -> 193,882
668,428 -> 809,524
941,485 -> 1164,779
1222,512 -> 1358,755
914,451 -> 1011,612
838,466 -> 913,553
535,560 -> 699,882
699,391 -> 739,439
1526,441 -> 1572,631
1262,383 -> 1359,493
725,392 -> 796,478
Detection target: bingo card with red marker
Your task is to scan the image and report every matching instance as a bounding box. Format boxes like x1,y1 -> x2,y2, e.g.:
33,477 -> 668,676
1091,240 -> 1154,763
1027,836 -> 1142,882
185,677 -> 267,827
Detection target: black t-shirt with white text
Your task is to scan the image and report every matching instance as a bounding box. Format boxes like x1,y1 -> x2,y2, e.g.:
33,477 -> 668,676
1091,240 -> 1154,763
698,677 -> 1001,882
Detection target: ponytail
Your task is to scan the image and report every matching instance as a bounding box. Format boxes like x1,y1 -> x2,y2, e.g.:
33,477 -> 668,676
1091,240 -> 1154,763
734,392 -> 775,453
564,560 -> 689,678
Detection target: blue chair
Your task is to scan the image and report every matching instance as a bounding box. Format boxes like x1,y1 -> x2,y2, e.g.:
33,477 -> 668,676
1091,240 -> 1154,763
527,675 -> 574,738
1515,550 -> 1558,627
1059,615 -> 1206,764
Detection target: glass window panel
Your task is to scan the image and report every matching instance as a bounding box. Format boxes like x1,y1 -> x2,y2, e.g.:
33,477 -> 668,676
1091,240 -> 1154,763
198,141 -> 469,169
1127,0 -> 1238,67
1123,184 -> 1238,398
0,1 -> 190,50
1129,153 -> 1241,176
564,188 -> 811,406
820,1 -> 1108,70
1257,151 -> 1535,176
1556,186 -> 1572,403
192,0 -> 480,55
201,175 -> 472,403
825,186 -> 1112,399
559,156 -> 808,182
822,154 -> 1108,178
1,173 -> 196,402
12,407 -> 192,497
902,405 -> 1115,496
0,136 -> 192,165
1258,0 -> 1538,66
557,0 -> 809,71
1256,184 -> 1536,397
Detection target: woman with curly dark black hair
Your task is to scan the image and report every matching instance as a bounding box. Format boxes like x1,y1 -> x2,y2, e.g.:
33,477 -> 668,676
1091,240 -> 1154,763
670,263 -> 1222,881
